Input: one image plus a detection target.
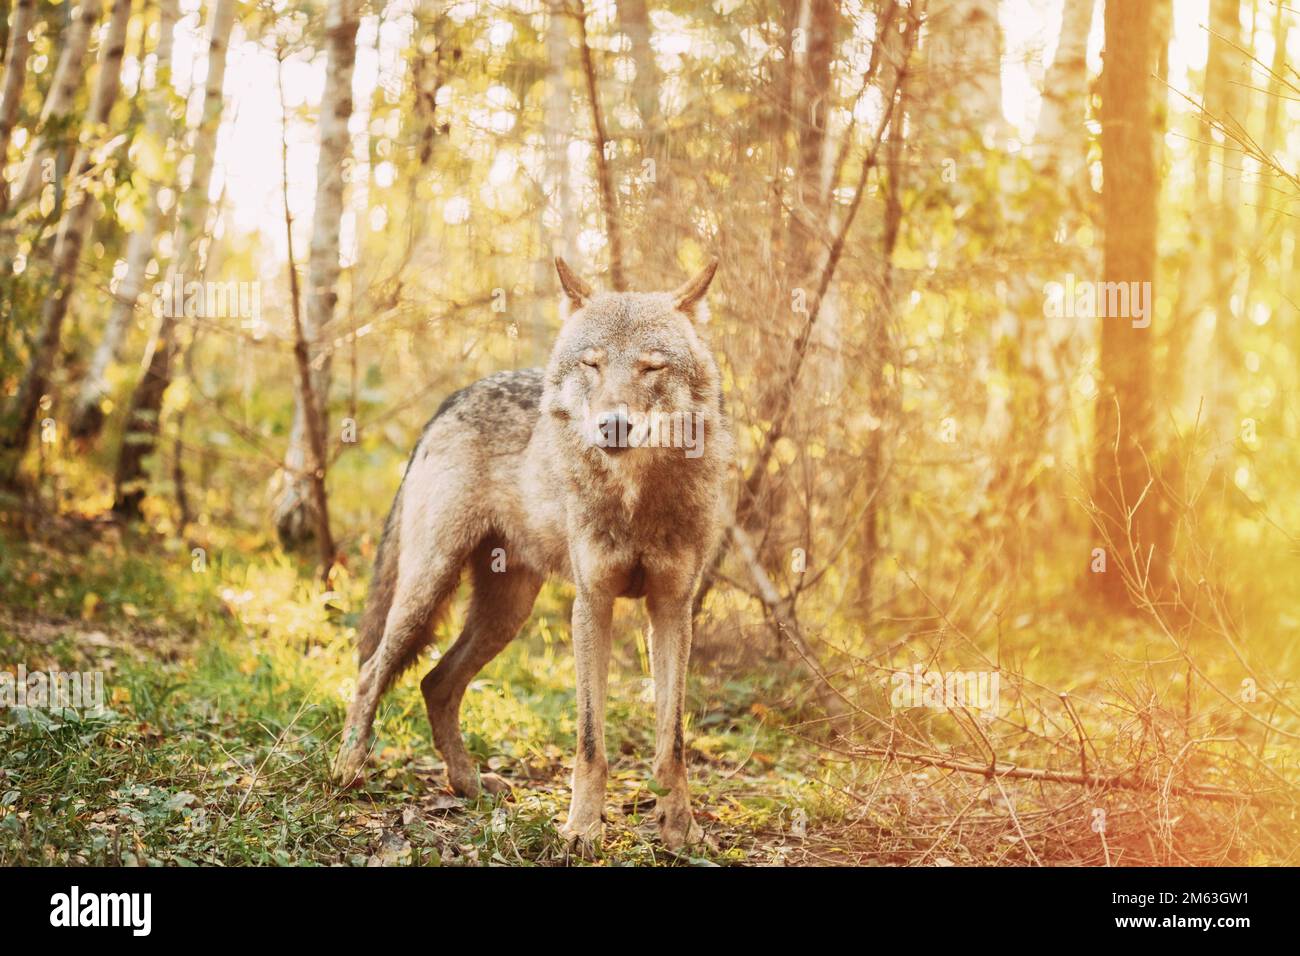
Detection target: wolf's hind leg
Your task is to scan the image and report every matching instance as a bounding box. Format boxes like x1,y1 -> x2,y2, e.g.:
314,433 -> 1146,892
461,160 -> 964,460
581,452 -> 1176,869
421,544 -> 541,798
332,545 -> 468,784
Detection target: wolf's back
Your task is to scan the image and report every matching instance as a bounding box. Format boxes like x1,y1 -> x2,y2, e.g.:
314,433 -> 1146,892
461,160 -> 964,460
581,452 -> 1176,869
356,369 -> 545,664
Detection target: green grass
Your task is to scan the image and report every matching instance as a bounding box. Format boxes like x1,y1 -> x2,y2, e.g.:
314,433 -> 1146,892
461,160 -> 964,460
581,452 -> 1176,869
0,516 -> 827,866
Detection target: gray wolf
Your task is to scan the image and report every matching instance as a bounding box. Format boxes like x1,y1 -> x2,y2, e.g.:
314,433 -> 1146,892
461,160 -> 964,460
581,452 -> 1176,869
332,257 -> 729,850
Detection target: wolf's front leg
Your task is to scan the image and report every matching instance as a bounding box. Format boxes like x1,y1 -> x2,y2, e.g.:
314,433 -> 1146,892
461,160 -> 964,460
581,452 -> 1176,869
646,586 -> 704,850
561,587 -> 613,851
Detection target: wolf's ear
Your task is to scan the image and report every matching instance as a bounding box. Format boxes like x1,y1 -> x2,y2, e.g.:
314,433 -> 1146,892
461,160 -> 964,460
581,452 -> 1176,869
672,258 -> 719,323
555,257 -> 592,309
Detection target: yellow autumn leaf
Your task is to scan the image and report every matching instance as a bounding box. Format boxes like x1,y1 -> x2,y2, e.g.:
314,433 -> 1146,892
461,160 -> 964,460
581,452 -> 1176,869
774,436 -> 798,466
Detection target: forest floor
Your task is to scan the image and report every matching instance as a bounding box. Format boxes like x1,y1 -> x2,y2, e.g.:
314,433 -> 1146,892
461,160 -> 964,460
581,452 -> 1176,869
2,501 -> 1295,867
0,504 -> 847,867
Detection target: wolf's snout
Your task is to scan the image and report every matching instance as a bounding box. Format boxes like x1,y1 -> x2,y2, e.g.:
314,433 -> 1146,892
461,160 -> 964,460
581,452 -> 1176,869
595,410 -> 630,454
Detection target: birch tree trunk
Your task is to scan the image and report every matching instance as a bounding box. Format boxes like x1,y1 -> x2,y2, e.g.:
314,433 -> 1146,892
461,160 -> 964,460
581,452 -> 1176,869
1033,0 -> 1094,187
1165,0 -> 1241,426
0,0 -> 36,211
991,0 -> 1095,529
0,0 -> 131,480
113,0 -> 235,519
271,0 -> 360,547
5,0 -> 102,215
70,0 -> 180,441
932,0 -> 1005,143
930,0 -> 1019,527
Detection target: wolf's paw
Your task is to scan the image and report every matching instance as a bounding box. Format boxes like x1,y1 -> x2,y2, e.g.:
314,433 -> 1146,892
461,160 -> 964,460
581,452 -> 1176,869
656,804 -> 709,852
331,747 -> 367,788
446,766 -> 513,799
479,772 -> 513,796
558,818 -> 605,857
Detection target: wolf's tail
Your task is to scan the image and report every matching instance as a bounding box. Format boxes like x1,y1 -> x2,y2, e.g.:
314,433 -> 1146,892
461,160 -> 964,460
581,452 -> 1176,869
357,490 -> 402,665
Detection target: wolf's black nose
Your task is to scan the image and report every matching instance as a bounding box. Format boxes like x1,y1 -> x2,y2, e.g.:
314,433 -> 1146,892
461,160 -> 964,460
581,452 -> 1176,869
596,410 -> 630,454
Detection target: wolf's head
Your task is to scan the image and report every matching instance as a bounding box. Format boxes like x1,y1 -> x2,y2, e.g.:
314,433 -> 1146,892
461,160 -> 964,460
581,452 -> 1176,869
542,257 -> 721,460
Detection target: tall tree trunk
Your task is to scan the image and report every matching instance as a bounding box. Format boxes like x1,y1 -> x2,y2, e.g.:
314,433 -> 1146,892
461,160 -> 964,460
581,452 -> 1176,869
1245,0 -> 1289,308
407,1 -> 445,171
1165,0 -> 1238,419
113,0 -> 235,519
786,0 -> 835,290
857,64 -> 906,618
279,47 -> 336,583
1092,0 -> 1166,607
1034,0 -> 1095,187
749,0 -> 836,573
5,0 -> 102,215
535,0 -> 573,359
0,0 -> 36,211
397,2 -> 447,292
932,0 -> 1004,143
763,0 -> 796,280
70,0 -> 180,441
935,0 -> 1014,515
1206,0 -> 1243,434
618,0 -> 670,282
574,0 -> 624,290
0,0 -> 130,481
774,0 -> 837,304
987,0 -> 1095,542
271,0 -> 360,547
0,0 -> 9,68
619,0 -> 659,135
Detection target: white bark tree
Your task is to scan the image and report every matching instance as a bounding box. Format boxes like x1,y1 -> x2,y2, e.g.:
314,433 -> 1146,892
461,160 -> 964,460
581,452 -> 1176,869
113,0 -> 236,518
6,0 -> 103,214
933,0 -> 1005,144
271,0 -> 361,547
1033,0 -> 1095,188
0,0 -> 37,211
70,0 -> 181,440
1,0 -> 132,478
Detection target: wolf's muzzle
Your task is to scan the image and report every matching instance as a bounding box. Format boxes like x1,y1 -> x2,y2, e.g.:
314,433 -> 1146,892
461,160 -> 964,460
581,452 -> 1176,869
595,410 -> 631,454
